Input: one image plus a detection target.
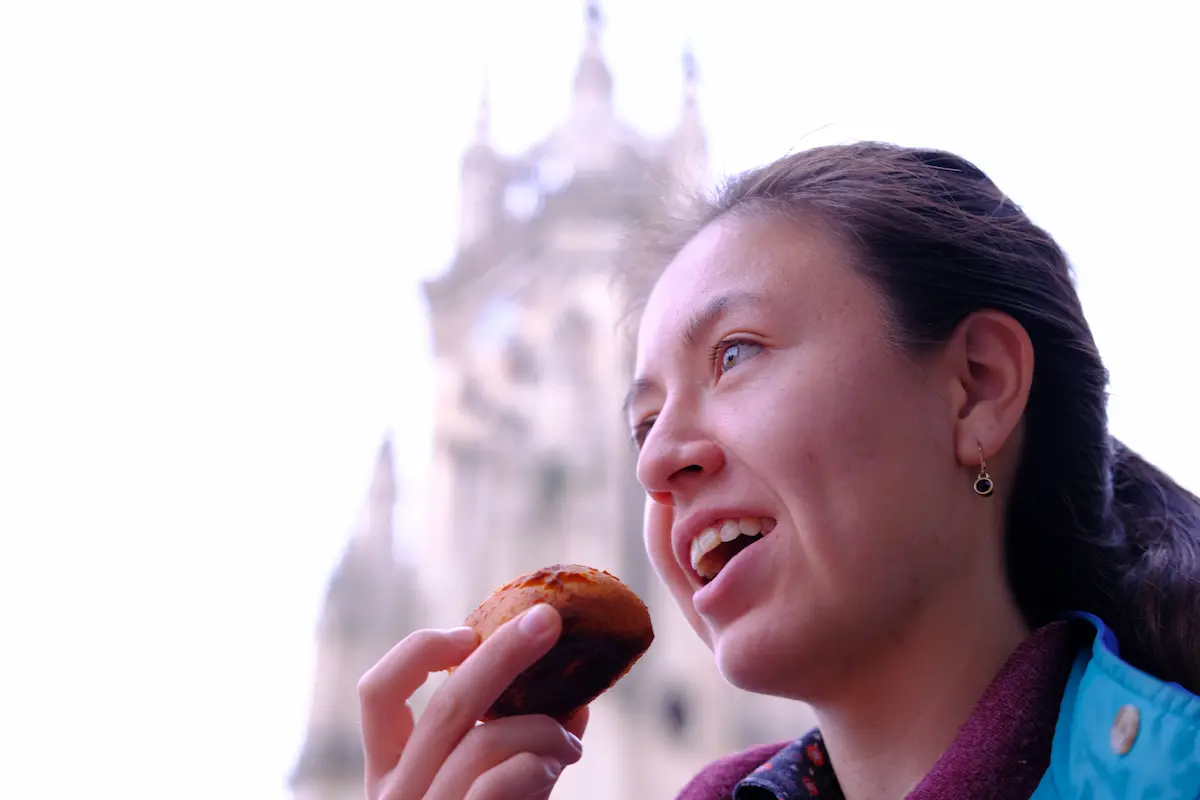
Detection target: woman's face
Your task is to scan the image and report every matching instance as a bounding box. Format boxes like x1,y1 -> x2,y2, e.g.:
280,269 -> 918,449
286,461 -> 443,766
628,213 -> 984,699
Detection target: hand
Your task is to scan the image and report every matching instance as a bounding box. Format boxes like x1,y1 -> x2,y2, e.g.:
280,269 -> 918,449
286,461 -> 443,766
359,604 -> 589,799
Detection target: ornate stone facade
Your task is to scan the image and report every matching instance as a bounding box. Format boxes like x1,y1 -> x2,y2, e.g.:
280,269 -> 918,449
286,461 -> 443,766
291,6 -> 813,799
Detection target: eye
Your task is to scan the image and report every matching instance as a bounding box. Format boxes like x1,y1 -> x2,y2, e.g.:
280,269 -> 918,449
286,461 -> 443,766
631,416 -> 656,449
710,338 -> 764,376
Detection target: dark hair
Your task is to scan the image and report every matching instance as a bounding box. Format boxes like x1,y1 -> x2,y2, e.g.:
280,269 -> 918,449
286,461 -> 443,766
629,141 -> 1200,692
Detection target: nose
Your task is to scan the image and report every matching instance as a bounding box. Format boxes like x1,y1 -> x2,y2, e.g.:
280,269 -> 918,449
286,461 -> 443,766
636,413 -> 726,506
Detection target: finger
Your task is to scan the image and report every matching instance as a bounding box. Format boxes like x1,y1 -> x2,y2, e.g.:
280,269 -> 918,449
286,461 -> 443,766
414,708 -> 589,799
462,752 -> 565,800
392,604 -> 562,798
563,706 -> 589,741
359,627 -> 479,787
421,714 -> 583,800
643,498 -> 713,647
360,627 -> 481,703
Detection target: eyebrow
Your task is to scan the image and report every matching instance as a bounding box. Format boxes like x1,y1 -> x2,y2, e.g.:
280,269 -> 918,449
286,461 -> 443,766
622,291 -> 767,417
683,291 -> 764,346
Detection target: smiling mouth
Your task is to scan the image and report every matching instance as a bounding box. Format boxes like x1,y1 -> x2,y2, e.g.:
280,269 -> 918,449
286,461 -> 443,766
690,517 -> 777,584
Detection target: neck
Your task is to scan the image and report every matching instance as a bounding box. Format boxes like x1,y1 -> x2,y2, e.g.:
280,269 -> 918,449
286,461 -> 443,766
810,569 -> 1029,800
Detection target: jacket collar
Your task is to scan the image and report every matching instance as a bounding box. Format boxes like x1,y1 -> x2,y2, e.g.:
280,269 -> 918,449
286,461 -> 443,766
902,620 -> 1076,799
1033,614 -> 1200,798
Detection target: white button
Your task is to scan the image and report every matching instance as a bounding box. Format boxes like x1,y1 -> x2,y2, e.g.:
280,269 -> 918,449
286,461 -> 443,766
1110,704 -> 1140,755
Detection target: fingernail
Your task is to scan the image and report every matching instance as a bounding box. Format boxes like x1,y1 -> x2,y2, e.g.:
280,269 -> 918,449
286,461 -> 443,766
566,731 -> 583,753
519,603 -> 557,638
542,758 -> 564,780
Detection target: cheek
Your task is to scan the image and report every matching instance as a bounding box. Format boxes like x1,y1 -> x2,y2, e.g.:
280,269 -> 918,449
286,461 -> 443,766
791,346 -> 944,475
740,350 -> 952,571
716,353 -> 888,475
810,363 -> 958,591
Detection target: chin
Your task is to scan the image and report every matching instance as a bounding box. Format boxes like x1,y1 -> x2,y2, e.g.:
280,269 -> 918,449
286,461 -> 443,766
714,645 -> 769,694
714,606 -> 855,703
710,612 -> 811,699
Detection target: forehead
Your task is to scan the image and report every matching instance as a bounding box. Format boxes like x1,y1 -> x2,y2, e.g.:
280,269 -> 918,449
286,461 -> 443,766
635,213 -> 850,365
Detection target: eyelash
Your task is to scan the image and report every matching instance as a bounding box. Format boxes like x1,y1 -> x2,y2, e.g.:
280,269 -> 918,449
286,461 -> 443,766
708,336 -> 758,377
631,417 -> 655,449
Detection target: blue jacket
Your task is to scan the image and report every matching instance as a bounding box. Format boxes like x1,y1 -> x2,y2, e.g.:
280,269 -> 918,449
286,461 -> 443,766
1032,614 -> 1200,798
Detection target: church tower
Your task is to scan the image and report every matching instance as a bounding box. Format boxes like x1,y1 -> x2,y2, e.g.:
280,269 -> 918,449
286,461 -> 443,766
419,0 -> 692,636
289,438 -> 420,800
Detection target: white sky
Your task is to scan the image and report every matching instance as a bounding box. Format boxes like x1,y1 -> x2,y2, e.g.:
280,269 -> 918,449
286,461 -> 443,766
1,1 -> 1196,798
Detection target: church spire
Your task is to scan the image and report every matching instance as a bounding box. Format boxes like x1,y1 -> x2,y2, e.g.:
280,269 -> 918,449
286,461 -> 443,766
458,74 -> 500,250
573,0 -> 612,108
363,435 -> 397,553
682,42 -> 698,111
472,73 -> 490,148
289,435 -> 417,796
666,42 -> 709,210
564,0 -> 616,173
586,0 -> 603,42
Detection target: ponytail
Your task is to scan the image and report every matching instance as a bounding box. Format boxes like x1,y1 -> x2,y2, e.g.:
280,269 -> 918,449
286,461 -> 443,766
1104,439 -> 1200,691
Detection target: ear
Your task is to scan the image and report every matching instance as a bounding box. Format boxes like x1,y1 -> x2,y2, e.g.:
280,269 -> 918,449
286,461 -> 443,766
943,310 -> 1034,469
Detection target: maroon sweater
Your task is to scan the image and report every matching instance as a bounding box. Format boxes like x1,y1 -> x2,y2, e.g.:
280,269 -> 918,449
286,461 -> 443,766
674,622 -> 1077,800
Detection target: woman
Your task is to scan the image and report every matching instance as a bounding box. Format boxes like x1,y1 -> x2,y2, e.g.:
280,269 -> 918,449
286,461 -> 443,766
358,143 -> 1200,799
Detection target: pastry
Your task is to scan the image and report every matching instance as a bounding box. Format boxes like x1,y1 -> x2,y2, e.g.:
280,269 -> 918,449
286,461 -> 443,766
461,564 -> 654,722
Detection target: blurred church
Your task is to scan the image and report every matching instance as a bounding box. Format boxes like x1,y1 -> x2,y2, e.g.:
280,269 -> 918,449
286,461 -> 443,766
289,5 -> 814,799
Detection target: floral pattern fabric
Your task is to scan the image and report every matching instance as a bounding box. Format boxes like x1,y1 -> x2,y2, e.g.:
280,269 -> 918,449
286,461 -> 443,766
733,729 -> 844,799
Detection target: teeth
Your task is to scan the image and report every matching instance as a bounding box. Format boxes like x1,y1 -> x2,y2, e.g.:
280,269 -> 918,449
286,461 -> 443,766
689,527 -> 722,570
738,518 -> 762,536
689,516 -> 775,577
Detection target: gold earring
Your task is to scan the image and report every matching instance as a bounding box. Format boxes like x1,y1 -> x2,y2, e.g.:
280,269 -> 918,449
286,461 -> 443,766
974,443 -> 995,497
